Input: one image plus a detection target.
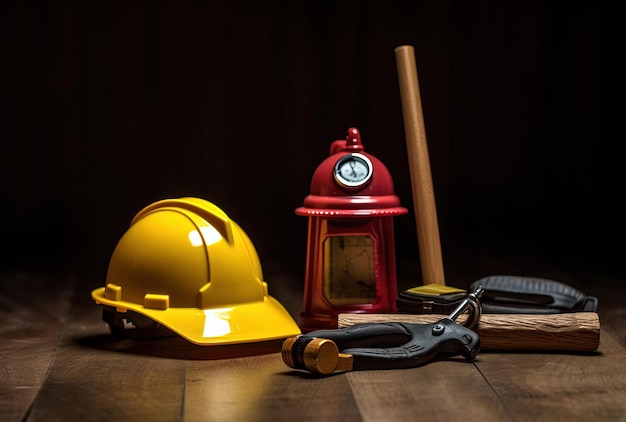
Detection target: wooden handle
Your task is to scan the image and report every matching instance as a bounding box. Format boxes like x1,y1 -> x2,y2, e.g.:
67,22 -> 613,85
339,312 -> 600,352
395,45 -> 445,285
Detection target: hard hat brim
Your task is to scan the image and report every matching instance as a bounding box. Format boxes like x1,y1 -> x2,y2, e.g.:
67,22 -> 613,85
92,287 -> 301,345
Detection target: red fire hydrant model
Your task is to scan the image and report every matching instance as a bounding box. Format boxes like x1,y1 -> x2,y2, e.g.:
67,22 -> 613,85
296,128 -> 408,331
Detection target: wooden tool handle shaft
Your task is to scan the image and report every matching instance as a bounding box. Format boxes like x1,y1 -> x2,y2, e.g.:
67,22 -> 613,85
395,45 -> 445,285
339,312 -> 600,352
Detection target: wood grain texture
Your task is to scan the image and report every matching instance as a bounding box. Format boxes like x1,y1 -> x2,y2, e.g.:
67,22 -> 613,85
0,273 -> 75,422
395,45 -> 446,286
347,361 -> 511,421
24,291 -> 187,422
2,272 -> 625,421
473,332 -> 626,421
185,355 -> 362,422
339,312 -> 600,352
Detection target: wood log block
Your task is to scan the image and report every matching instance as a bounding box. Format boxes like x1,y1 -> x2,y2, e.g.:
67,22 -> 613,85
338,312 -> 600,352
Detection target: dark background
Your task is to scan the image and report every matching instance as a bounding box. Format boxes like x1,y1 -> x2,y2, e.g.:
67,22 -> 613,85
3,1 -> 624,292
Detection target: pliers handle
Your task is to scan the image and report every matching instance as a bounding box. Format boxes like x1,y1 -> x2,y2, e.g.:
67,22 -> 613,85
282,318 -> 480,375
282,286 -> 484,375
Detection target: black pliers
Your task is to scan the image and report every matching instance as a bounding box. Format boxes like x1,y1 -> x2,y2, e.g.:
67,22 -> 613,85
282,287 -> 484,375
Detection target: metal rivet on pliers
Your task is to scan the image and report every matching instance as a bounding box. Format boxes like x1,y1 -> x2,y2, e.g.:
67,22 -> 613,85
432,323 -> 445,336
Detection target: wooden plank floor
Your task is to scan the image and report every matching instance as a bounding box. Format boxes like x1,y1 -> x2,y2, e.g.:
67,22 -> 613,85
2,270 -> 626,422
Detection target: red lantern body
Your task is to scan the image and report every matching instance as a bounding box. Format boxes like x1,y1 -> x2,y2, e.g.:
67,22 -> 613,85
296,128 -> 408,331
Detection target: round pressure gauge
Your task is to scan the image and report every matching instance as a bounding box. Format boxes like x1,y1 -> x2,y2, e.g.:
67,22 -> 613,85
333,153 -> 373,188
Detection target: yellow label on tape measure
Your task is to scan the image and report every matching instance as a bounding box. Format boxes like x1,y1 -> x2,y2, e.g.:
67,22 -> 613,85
405,284 -> 466,296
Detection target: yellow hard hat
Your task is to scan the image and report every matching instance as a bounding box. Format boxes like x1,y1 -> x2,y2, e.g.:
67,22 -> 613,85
91,197 -> 300,345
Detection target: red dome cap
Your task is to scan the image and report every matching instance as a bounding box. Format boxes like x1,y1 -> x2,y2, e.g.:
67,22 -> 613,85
296,128 -> 408,218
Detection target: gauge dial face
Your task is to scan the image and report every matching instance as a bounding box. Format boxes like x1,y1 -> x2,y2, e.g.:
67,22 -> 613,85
333,153 -> 373,188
